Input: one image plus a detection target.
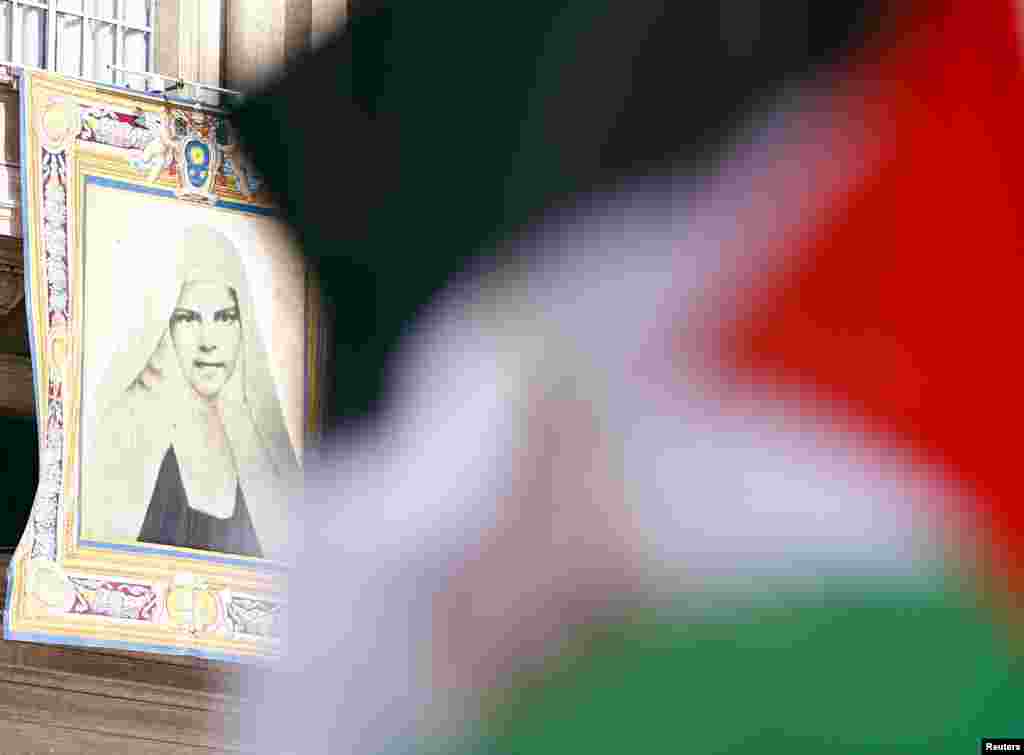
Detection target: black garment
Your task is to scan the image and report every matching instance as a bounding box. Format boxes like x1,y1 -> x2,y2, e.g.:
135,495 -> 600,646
138,446 -> 263,558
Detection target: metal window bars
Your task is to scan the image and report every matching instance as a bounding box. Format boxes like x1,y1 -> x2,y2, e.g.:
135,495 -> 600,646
0,0 -> 156,86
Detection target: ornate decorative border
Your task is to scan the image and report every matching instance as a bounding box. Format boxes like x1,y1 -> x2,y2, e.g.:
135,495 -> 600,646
3,70 -> 324,662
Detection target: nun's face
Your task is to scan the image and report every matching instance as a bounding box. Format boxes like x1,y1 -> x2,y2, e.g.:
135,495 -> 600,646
169,281 -> 242,399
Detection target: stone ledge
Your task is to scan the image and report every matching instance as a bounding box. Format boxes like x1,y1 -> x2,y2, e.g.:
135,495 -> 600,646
0,550 -> 254,751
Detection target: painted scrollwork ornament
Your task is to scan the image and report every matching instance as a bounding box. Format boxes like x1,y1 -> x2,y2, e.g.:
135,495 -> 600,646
38,96 -> 80,155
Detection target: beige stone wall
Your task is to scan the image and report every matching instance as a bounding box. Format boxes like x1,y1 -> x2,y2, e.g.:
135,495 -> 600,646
153,0 -> 223,88
152,0 -> 225,104
313,0 -> 348,49
177,0 -> 225,87
225,0 -> 347,90
224,0 -> 285,90
154,0 -> 181,82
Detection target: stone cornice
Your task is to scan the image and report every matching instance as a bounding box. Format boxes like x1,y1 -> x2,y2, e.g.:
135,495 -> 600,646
0,550 -> 254,751
0,353 -> 32,415
0,238 -> 23,318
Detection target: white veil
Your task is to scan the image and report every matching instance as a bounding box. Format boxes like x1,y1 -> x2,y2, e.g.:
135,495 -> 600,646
83,225 -> 299,561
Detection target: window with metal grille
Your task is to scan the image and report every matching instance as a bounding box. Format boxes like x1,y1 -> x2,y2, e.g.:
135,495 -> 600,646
0,0 -> 155,89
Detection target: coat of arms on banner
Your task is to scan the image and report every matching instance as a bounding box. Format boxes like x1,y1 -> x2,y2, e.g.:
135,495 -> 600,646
111,105 -> 262,201
3,70 -> 327,663
173,115 -> 221,202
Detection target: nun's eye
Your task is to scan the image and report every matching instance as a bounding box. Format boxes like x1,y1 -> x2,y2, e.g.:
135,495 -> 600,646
171,310 -> 200,326
214,307 -> 240,324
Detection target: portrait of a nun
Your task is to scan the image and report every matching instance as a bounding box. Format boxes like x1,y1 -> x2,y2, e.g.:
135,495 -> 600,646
82,224 -> 300,562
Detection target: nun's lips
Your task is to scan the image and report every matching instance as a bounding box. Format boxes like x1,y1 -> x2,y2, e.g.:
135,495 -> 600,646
194,360 -> 226,369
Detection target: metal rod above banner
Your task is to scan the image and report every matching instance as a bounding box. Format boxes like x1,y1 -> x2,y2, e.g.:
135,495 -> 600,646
106,65 -> 245,99
0,60 -> 241,115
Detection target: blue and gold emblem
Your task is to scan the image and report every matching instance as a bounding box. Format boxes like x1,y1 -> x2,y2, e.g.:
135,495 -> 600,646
164,112 -> 224,204
184,139 -> 211,188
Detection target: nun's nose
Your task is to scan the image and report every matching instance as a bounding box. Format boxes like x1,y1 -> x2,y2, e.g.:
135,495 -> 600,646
199,323 -> 215,352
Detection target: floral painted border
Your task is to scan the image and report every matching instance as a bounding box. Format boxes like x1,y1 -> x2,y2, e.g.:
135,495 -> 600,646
69,576 -> 159,621
29,149 -> 69,563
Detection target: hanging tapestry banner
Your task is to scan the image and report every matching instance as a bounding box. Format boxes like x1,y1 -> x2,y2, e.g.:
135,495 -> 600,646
3,70 -> 325,662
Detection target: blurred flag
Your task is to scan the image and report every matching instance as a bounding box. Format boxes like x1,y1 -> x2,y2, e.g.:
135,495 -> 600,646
233,2 -> 1024,753
721,0 -> 1024,614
